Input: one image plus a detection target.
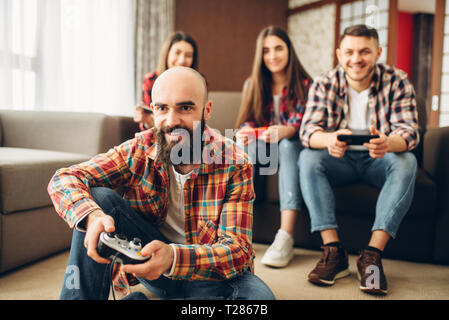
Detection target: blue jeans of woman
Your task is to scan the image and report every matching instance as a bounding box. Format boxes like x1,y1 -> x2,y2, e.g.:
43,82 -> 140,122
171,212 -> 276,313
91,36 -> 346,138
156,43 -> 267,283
242,138 -> 303,211
59,187 -> 275,300
298,149 -> 417,238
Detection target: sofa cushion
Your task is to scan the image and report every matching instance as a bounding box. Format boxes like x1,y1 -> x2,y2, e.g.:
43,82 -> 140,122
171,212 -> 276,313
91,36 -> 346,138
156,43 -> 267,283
0,147 -> 90,213
264,168 -> 437,219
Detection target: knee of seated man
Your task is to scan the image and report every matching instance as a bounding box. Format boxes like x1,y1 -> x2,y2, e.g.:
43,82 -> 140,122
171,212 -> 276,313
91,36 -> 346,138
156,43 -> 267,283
298,148 -> 326,169
90,187 -> 122,211
278,139 -> 300,158
387,152 -> 418,175
278,138 -> 293,151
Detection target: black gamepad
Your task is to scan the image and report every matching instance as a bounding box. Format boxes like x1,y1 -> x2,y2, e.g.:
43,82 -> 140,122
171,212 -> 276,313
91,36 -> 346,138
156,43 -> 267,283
97,232 -> 150,265
337,134 -> 379,145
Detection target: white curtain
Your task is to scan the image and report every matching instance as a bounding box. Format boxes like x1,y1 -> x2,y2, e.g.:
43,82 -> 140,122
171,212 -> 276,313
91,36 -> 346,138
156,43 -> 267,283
134,0 -> 174,102
0,0 -> 136,116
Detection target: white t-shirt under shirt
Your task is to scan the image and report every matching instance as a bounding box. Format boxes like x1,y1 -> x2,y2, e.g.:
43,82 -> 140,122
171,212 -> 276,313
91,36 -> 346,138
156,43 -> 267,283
158,165 -> 194,276
347,86 -> 370,151
158,165 -> 192,244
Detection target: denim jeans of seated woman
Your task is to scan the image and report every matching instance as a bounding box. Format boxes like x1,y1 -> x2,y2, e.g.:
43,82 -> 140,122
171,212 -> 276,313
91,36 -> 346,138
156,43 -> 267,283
298,149 -> 418,238
59,187 -> 275,300
239,138 -> 303,211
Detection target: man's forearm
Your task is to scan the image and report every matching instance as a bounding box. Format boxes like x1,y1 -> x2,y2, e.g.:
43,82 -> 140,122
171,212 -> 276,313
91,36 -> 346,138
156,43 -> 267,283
309,130 -> 331,149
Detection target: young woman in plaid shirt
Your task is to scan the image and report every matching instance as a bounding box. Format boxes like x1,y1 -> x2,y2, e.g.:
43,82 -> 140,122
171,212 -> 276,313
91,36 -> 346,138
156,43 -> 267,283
235,26 -> 312,268
134,31 -> 200,131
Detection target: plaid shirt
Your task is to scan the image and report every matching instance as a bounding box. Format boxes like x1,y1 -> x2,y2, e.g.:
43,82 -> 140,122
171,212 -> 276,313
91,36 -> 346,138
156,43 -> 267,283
300,64 -> 420,150
239,78 -> 311,132
48,127 -> 255,281
141,71 -> 159,108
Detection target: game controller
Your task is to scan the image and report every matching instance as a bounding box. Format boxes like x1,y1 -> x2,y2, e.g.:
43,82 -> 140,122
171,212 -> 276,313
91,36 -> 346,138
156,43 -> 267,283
337,134 -> 379,145
97,232 -> 150,265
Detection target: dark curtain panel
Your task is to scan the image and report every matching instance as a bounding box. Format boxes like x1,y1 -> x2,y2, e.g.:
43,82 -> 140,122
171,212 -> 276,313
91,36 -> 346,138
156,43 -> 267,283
411,13 -> 434,108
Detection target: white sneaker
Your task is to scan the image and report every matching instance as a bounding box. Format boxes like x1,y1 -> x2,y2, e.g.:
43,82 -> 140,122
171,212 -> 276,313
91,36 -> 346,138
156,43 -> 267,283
261,229 -> 294,267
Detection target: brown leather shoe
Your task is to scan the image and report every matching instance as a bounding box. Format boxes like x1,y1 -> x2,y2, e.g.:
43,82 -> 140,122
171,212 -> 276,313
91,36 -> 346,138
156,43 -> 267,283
357,249 -> 388,296
307,245 -> 350,286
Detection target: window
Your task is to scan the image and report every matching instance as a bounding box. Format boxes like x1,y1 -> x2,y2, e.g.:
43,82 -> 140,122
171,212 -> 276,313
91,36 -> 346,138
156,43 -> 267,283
0,0 -> 38,110
1,0 -> 136,116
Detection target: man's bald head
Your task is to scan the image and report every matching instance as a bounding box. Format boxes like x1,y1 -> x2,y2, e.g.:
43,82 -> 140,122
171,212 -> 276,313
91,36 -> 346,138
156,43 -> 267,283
152,66 -> 208,105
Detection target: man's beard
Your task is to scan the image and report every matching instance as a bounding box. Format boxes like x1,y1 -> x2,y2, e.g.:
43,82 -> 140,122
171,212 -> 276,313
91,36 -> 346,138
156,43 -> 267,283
155,113 -> 206,167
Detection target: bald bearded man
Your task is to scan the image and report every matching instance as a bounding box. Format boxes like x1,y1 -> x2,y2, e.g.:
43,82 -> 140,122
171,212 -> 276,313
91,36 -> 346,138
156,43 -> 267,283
48,67 -> 275,300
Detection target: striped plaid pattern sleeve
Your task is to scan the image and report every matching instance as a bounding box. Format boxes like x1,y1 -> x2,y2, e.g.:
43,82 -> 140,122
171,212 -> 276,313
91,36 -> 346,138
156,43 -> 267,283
141,71 -> 158,107
284,103 -> 303,132
388,75 -> 420,151
47,140 -> 135,228
300,77 -> 328,148
169,162 -> 255,281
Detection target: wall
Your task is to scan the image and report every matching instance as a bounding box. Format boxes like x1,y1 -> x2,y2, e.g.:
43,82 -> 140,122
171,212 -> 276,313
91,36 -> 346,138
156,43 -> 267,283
175,0 -> 288,92
396,11 -> 414,76
288,2 -> 336,79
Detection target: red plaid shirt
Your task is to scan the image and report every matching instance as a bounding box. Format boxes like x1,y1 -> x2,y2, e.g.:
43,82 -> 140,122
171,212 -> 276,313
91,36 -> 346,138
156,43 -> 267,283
48,127 -> 255,281
300,64 -> 420,150
239,78 -> 311,132
141,71 -> 159,108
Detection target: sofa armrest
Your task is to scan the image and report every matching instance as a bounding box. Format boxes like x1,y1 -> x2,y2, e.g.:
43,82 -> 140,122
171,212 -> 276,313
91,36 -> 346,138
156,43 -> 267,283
423,126 -> 449,263
423,126 -> 449,180
110,115 -> 141,143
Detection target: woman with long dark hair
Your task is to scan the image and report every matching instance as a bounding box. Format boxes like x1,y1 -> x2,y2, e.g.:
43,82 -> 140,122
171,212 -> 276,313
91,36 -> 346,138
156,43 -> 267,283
134,31 -> 199,131
235,25 -> 311,268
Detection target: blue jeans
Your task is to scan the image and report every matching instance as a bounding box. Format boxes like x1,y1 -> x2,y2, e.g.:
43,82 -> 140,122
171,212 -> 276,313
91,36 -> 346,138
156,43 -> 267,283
299,149 -> 418,238
59,187 -> 275,300
242,138 -> 303,211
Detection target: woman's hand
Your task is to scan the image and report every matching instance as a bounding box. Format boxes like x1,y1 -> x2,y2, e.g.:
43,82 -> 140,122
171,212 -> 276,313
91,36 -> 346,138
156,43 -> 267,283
260,125 -> 295,143
236,126 -> 257,146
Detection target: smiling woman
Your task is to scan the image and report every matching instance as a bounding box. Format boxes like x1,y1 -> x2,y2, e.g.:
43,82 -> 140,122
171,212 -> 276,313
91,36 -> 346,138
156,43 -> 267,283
234,25 -> 312,269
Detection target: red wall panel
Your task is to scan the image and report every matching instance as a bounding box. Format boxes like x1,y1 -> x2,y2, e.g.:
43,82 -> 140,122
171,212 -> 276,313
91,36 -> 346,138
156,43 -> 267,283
396,11 -> 414,76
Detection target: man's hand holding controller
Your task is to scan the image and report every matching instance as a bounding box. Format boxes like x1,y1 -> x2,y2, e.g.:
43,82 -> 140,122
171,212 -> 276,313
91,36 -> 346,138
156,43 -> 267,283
327,129 -> 352,158
84,209 -> 175,280
85,209 -> 116,264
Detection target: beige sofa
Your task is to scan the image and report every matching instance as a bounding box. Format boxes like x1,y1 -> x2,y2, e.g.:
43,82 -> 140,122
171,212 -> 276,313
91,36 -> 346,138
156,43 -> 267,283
0,110 -> 139,273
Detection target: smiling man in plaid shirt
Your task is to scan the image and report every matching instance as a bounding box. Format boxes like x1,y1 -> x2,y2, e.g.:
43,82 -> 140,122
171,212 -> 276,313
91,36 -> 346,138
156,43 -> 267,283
299,25 -> 419,296
48,67 -> 274,300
